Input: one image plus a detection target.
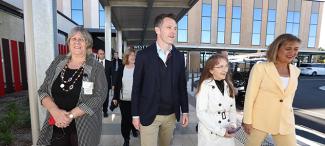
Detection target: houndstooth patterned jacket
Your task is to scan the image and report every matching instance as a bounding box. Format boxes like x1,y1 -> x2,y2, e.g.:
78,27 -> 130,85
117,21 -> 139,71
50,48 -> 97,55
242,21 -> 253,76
37,55 -> 108,146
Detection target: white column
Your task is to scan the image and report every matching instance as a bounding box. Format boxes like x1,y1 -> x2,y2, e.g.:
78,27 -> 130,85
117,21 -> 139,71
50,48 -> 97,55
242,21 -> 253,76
105,6 -> 112,60
123,40 -> 128,52
117,30 -> 123,58
24,0 -> 57,145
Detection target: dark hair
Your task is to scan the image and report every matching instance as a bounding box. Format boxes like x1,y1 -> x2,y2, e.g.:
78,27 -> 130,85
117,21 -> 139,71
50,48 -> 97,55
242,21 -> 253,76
97,48 -> 105,53
266,34 -> 301,62
154,13 -> 177,27
196,54 -> 235,98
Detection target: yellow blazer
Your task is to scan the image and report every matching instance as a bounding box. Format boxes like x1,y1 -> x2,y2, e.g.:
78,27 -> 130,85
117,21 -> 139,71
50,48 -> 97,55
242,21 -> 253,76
243,62 -> 300,135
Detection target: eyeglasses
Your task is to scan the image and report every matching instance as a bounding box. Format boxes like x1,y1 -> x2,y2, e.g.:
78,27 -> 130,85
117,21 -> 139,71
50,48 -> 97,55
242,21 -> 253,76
213,65 -> 229,69
70,37 -> 85,43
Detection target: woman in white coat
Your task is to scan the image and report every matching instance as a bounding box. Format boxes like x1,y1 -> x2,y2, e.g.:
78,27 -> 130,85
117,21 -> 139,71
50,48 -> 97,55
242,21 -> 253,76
196,54 -> 237,146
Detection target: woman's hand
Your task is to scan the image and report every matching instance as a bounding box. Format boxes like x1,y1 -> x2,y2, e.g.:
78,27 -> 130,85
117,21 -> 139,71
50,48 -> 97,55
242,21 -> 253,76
49,107 -> 71,128
224,130 -> 235,138
243,123 -> 253,135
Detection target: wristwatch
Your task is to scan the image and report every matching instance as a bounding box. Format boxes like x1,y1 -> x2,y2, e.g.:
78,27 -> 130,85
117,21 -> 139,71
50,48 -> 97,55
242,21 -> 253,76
68,113 -> 74,119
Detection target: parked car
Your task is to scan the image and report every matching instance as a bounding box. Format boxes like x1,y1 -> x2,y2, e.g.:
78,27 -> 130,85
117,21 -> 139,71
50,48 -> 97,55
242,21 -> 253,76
299,63 -> 325,76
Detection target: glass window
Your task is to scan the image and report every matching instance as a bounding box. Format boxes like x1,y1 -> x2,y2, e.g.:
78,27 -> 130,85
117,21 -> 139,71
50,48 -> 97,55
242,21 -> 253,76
217,32 -> 225,44
231,33 -> 240,44
266,22 -> 275,34
309,25 -> 317,36
71,0 -> 83,25
218,18 -> 225,31
178,16 -> 187,29
293,12 -> 300,23
310,14 -> 318,25
254,9 -> 262,20
201,0 -> 211,43
202,4 -> 212,16
266,34 -> 274,46
232,19 -> 240,32
178,15 -> 188,42
201,31 -> 211,43
231,3 -> 241,45
252,34 -> 260,45
218,5 -> 226,17
286,0 -> 301,36
202,17 -> 211,30
71,10 -> 83,25
232,7 -> 241,19
287,12 -> 294,22
178,30 -> 187,42
217,3 -> 226,44
268,10 -> 276,21
308,37 -> 316,48
99,4 -> 105,29
72,0 -> 82,9
308,2 -> 320,48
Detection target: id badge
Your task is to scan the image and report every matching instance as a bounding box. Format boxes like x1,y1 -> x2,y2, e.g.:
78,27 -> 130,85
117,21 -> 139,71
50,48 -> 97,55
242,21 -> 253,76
82,81 -> 94,95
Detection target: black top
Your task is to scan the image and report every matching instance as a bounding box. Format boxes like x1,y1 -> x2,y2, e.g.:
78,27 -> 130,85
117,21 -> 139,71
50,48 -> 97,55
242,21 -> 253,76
157,56 -> 174,115
215,80 -> 224,96
51,68 -> 83,111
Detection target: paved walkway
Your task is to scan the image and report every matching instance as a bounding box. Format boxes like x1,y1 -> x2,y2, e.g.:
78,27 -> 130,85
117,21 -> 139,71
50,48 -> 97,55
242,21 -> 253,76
99,102 -> 244,146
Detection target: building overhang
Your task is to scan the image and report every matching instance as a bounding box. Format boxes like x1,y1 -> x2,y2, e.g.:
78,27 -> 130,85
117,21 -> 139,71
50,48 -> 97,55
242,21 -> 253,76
175,44 -> 325,55
99,0 -> 199,46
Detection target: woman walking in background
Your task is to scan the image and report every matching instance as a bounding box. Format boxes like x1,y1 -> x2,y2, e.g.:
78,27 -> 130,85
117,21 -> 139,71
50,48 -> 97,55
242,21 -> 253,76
112,48 -> 138,146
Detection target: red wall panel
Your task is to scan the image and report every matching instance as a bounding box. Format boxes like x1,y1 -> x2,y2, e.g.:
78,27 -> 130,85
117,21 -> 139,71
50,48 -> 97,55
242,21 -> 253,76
10,40 -> 22,91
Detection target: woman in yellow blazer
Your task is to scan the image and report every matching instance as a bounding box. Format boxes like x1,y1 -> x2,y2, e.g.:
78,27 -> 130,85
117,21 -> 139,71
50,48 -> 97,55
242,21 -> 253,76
243,34 -> 301,146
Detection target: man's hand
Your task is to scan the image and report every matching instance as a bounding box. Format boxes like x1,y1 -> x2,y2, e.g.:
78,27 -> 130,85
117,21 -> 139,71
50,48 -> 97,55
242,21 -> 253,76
181,113 -> 189,127
132,117 -> 141,130
112,100 -> 118,106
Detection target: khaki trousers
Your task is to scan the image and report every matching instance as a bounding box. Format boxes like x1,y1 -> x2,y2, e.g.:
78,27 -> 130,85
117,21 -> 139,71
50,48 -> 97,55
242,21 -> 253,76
245,128 -> 297,146
140,114 -> 176,146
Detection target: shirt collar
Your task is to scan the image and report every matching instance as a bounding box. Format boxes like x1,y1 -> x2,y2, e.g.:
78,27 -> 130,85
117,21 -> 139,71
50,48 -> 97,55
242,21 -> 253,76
156,42 -> 172,55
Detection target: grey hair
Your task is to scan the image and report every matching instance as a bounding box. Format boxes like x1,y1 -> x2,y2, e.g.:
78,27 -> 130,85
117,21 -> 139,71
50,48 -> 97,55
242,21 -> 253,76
66,26 -> 93,56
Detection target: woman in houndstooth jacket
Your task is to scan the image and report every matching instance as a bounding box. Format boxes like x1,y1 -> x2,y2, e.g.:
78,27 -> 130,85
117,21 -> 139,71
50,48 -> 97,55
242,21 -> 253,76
37,27 -> 107,146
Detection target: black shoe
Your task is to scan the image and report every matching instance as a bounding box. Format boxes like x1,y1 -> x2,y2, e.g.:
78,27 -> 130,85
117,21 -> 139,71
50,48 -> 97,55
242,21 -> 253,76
132,130 -> 138,137
123,140 -> 129,146
103,112 -> 108,117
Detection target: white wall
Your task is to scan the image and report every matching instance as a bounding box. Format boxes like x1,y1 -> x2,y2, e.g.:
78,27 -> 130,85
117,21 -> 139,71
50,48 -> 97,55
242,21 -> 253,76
0,11 -> 24,42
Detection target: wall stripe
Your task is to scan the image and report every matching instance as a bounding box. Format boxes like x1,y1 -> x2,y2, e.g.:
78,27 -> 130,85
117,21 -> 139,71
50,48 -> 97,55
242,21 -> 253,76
19,42 -> 28,90
1,38 -> 14,93
0,45 -> 5,96
10,40 -> 22,91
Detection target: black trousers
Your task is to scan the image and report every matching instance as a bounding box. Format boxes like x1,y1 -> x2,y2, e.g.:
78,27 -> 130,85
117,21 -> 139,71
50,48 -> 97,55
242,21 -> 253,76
102,89 -> 110,113
119,100 -> 137,141
50,121 -> 78,146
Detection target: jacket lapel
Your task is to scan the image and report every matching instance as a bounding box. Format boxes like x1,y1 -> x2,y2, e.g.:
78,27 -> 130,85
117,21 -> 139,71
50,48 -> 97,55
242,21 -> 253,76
284,64 -> 296,96
207,79 -> 224,97
265,62 -> 285,94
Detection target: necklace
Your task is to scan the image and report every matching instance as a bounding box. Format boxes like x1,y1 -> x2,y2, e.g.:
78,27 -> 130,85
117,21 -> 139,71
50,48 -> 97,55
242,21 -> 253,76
60,63 -> 84,92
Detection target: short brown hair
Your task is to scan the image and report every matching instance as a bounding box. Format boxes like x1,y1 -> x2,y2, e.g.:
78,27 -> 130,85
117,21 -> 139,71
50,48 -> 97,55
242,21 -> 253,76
123,48 -> 136,65
154,13 -> 177,27
266,34 -> 301,62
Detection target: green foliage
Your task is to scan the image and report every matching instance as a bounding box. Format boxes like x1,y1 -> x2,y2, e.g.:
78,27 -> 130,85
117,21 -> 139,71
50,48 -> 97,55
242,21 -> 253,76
0,130 -> 13,145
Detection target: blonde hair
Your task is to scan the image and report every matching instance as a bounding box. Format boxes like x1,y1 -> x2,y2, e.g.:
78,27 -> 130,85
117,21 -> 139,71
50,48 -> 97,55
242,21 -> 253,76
266,34 -> 301,62
123,48 -> 136,65
66,26 -> 93,55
